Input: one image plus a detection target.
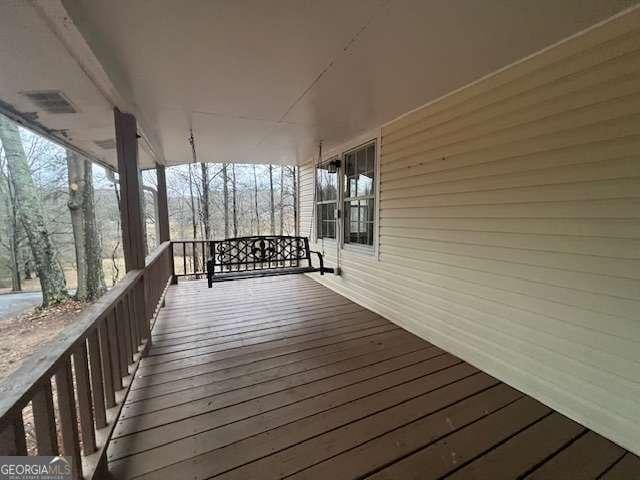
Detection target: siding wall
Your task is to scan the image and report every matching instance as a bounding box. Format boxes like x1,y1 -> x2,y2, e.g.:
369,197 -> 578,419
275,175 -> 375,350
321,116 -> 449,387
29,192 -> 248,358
299,7 -> 640,454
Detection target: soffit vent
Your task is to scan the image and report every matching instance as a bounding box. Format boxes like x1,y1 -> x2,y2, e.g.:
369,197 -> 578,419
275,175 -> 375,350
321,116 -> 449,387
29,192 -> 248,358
22,90 -> 77,114
94,139 -> 116,150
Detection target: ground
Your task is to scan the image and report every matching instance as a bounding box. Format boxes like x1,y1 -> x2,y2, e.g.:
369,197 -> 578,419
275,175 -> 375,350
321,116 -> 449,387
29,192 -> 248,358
0,290 -> 42,319
0,298 -> 89,455
0,258 -> 126,377
0,298 -> 85,381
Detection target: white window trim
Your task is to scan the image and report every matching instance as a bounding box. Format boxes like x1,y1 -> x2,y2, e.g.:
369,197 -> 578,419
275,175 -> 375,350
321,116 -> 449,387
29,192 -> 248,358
313,128 -> 381,260
314,156 -> 340,244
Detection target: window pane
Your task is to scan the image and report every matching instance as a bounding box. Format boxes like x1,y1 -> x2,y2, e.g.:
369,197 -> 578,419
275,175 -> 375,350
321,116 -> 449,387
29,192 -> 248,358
343,199 -> 373,246
344,144 -> 375,199
317,203 -> 336,239
316,164 -> 337,202
357,171 -> 373,196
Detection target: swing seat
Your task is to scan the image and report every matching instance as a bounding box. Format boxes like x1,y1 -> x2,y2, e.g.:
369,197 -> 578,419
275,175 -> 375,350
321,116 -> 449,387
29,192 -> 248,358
206,235 -> 333,287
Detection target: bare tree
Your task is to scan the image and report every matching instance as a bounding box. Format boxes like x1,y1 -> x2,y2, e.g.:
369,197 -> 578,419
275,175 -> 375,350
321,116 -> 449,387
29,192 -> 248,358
159,163 -> 297,243
67,151 -> 87,299
253,164 -> 260,236
187,163 -> 197,240
82,161 -> 106,300
279,166 -> 284,235
289,166 -> 298,236
0,154 -> 22,291
0,115 -> 67,306
222,163 -> 229,238
200,162 -> 210,239
268,165 -> 275,235
187,162 -> 199,273
67,152 -> 106,301
232,164 -> 238,237
106,171 -> 122,286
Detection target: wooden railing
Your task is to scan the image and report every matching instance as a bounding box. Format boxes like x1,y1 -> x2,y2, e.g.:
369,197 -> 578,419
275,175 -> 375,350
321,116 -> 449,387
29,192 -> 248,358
171,239 -> 209,278
0,241 -> 173,479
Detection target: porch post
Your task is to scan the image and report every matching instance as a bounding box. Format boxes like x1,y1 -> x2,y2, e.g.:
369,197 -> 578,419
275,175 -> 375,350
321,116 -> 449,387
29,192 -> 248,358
156,162 -> 176,285
155,163 -> 170,242
114,107 -> 151,348
114,107 -> 145,272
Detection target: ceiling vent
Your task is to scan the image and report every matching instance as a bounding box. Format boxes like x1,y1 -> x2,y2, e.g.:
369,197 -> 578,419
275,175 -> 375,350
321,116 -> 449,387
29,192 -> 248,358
94,139 -> 116,150
22,90 -> 77,114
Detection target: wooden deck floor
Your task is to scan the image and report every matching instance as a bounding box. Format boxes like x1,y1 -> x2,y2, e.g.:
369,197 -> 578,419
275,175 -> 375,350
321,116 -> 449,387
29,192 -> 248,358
107,275 -> 640,479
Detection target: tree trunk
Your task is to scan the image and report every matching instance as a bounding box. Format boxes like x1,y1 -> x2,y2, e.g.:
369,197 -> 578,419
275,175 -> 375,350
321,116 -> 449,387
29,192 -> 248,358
9,231 -> 21,292
279,166 -> 284,235
140,172 -> 149,257
222,163 -> 229,238
110,179 -> 121,286
67,152 -> 106,301
2,168 -> 22,291
67,151 -> 87,300
188,163 -> 197,240
23,252 -> 32,280
291,166 -> 298,236
231,164 -> 238,237
82,160 -> 106,300
0,115 -> 67,306
253,164 -> 260,236
268,165 -> 275,235
200,162 -> 210,239
187,162 -> 198,273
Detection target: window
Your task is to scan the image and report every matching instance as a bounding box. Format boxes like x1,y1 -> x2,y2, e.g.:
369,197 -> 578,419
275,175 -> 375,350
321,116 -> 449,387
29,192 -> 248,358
316,161 -> 338,239
314,141 -> 377,249
343,143 -> 375,246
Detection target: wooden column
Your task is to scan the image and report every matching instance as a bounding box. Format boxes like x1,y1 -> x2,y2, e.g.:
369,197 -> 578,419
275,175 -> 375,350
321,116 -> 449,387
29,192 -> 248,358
156,163 -> 170,242
156,162 -> 176,284
114,107 -> 145,272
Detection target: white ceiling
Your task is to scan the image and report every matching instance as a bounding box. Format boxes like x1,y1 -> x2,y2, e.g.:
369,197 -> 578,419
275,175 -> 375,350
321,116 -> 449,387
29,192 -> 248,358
0,0 -> 637,169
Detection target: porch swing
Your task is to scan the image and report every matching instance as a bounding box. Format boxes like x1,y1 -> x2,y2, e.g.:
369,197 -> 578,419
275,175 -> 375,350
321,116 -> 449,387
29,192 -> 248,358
185,129 -> 334,287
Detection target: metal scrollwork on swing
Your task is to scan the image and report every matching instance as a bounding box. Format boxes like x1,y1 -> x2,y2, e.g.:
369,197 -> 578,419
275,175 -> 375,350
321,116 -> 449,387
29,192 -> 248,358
249,238 -> 276,262
211,236 -> 308,270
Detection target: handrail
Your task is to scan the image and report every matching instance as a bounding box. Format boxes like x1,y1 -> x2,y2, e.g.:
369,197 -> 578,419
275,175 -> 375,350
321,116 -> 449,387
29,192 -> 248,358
0,241 -> 173,479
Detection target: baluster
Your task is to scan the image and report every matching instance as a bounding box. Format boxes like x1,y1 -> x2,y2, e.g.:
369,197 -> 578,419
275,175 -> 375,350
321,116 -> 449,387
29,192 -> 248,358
202,241 -> 207,275
127,291 -> 139,352
170,242 -> 177,284
182,242 -> 187,275
87,331 -> 107,428
106,312 -> 124,389
139,280 -> 147,344
118,299 -> 132,368
32,382 -> 59,455
98,320 -> 116,405
0,413 -> 27,456
126,295 -> 136,360
72,342 -> 96,454
55,357 -> 82,479
137,280 -> 150,344
192,241 -> 197,275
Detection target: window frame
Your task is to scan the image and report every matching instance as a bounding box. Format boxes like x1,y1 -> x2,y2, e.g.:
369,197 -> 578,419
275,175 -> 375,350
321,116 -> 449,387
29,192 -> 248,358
313,134 -> 380,258
315,157 -> 339,242
341,141 -> 376,251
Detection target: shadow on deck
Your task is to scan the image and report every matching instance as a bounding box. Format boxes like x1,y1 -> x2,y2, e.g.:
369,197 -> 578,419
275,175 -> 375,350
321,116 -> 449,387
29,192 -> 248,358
107,275 -> 639,479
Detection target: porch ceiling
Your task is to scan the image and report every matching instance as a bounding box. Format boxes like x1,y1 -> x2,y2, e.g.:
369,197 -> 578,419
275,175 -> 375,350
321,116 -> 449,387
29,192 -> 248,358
0,0 -> 637,170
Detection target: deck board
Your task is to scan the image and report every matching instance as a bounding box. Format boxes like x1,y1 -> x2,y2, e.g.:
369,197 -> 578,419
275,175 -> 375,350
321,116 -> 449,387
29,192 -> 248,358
107,275 -> 640,479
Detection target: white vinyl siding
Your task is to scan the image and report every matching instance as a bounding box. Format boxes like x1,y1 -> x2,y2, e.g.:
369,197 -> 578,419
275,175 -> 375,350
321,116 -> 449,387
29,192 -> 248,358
299,7 -> 640,455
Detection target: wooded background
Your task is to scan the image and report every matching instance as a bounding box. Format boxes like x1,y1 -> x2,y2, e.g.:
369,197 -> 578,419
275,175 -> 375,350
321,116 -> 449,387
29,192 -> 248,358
0,115 -> 298,306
